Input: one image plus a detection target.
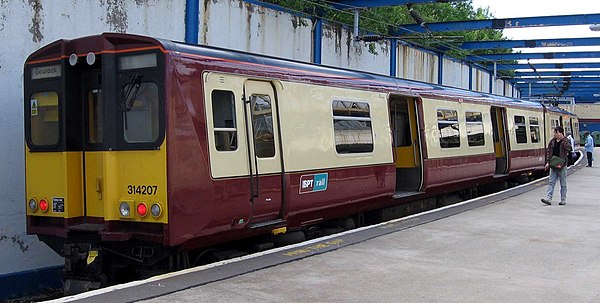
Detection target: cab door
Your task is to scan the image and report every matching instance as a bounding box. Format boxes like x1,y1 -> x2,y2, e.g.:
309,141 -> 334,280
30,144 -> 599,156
243,80 -> 284,226
82,71 -> 105,220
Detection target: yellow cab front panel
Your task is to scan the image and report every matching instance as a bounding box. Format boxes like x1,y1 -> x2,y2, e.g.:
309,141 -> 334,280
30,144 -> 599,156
24,35 -> 168,240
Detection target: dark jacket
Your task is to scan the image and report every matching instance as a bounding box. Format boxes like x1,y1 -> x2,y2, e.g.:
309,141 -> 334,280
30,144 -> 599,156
546,137 -> 572,163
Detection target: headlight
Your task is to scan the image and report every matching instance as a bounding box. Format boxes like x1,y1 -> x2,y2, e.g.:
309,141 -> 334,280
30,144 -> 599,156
28,199 -> 37,211
151,203 -> 162,217
119,202 -> 131,217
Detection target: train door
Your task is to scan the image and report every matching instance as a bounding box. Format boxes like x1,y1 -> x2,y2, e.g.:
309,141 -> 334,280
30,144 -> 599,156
243,80 -> 284,226
82,71 -> 106,221
390,96 -> 422,192
491,107 -> 508,175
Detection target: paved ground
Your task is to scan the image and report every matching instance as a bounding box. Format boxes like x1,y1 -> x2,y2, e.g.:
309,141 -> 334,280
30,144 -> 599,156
140,148 -> 600,303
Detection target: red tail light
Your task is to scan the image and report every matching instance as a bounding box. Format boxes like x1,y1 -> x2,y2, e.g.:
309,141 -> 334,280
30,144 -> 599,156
39,199 -> 49,212
137,203 -> 147,217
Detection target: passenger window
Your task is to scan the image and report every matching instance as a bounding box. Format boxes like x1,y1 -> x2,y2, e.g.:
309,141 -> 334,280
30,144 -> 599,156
529,117 -> 540,143
122,82 -> 159,143
251,94 -> 275,158
212,90 -> 237,151
437,109 -> 460,148
466,111 -> 484,147
30,91 -> 60,146
332,100 -> 374,154
514,115 -> 527,144
87,89 -> 103,144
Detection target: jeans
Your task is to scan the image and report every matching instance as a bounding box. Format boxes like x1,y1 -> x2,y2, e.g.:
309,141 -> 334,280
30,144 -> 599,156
587,151 -> 593,167
547,166 -> 567,202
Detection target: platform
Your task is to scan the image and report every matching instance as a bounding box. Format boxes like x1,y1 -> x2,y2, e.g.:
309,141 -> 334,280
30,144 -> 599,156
50,149 -> 600,303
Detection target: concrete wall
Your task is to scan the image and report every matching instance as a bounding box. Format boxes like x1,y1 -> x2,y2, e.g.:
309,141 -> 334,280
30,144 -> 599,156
0,0 -> 516,288
442,58 -> 470,89
0,0 -> 186,277
199,0 -> 313,62
397,44 -> 438,83
321,23 -> 390,75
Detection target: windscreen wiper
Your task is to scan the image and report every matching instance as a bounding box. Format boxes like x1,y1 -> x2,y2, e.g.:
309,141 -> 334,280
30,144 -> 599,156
120,74 -> 142,112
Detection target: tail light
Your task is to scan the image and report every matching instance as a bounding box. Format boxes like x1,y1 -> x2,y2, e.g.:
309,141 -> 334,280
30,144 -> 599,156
136,203 -> 147,217
39,199 -> 49,212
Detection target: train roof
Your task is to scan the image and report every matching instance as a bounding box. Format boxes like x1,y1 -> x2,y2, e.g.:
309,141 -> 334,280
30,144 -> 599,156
26,33 -> 574,114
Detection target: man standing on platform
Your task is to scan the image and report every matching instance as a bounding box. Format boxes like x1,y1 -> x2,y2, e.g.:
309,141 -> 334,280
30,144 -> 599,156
584,131 -> 594,167
541,126 -> 571,206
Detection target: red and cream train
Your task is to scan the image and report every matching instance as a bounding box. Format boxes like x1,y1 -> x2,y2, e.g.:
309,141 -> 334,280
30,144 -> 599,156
24,33 -> 578,288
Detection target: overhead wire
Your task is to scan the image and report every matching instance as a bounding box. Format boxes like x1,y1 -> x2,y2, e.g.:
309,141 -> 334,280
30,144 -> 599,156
289,0 -> 520,71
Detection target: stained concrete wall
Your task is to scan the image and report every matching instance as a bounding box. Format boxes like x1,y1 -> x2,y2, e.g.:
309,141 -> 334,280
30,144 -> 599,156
0,0 -> 515,284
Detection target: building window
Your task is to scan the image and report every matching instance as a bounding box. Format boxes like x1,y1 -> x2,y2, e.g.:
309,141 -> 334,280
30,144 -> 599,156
529,117 -> 540,143
437,109 -> 460,148
332,100 -> 374,154
514,115 -> 528,144
466,111 -> 484,147
212,90 -> 237,151
30,91 -> 60,146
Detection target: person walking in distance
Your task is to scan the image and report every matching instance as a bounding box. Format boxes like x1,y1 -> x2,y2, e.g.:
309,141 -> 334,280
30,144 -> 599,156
541,126 -> 572,206
584,131 -> 594,167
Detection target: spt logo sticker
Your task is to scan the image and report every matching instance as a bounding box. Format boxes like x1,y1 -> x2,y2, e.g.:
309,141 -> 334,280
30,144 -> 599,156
299,173 -> 328,194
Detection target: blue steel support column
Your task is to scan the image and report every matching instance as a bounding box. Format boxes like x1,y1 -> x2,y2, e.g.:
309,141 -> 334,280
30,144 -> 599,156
489,72 -> 493,94
390,38 -> 397,77
185,0 -> 200,44
313,18 -> 322,64
437,52 -> 444,85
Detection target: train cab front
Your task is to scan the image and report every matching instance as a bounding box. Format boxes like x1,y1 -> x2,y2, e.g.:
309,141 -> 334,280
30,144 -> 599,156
24,33 -> 168,291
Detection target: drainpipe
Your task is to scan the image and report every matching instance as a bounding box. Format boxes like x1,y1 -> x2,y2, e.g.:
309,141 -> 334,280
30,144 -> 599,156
437,52 -> 444,85
313,18 -> 322,64
390,38 -> 397,77
185,0 -> 199,44
468,64 -> 473,90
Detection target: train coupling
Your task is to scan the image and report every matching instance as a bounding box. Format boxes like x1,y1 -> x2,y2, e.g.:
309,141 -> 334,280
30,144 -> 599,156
63,243 -> 106,295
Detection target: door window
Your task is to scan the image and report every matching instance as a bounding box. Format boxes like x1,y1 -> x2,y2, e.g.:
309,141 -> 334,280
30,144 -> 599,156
87,89 -> 103,144
29,91 -> 60,146
251,94 -> 275,158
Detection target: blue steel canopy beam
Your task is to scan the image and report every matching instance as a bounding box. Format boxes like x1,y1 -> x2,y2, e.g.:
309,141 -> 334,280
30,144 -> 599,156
512,77 -> 600,83
494,63 -> 600,70
460,37 -> 600,50
514,71 -> 600,77
331,0 -> 467,9
397,14 -> 600,34
467,51 -> 600,61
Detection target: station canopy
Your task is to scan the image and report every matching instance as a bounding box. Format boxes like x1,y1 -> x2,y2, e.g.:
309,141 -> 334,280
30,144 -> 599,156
330,0 -> 600,104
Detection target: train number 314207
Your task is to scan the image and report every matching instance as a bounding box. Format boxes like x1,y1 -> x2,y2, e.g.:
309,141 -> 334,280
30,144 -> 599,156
127,185 -> 158,195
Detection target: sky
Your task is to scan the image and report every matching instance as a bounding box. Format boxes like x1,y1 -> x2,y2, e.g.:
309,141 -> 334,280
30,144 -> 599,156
471,0 -> 600,65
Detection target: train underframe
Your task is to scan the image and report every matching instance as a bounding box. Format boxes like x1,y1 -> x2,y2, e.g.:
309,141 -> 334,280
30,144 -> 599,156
34,170 -> 543,295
